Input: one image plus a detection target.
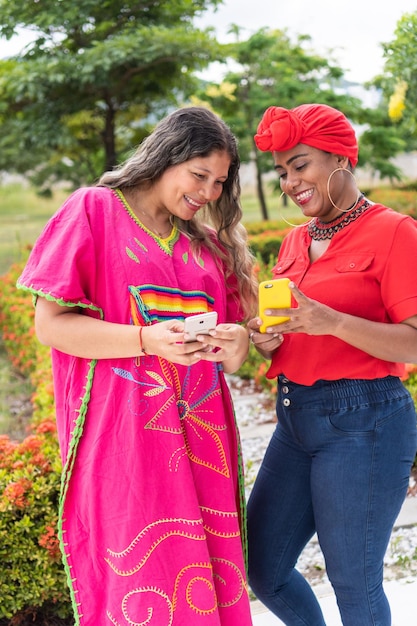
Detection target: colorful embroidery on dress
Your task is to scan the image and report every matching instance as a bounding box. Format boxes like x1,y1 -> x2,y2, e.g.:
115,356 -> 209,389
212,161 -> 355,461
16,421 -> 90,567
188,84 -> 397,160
113,359 -> 229,477
125,237 -> 149,264
108,357 -> 248,623
129,284 -> 215,324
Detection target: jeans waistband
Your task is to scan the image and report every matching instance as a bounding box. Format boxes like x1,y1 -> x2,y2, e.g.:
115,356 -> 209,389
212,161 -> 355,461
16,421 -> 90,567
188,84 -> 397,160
278,375 -> 408,405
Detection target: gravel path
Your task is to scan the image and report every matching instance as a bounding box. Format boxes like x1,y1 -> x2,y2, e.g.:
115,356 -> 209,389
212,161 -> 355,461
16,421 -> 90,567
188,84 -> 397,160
228,375 -> 417,587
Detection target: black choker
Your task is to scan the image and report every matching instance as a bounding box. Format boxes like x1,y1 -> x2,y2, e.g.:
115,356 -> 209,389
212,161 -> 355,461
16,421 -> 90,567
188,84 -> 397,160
307,195 -> 371,240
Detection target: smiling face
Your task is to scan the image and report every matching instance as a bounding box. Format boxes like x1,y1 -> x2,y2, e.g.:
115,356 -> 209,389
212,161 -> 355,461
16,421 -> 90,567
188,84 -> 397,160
273,144 -> 358,222
149,150 -> 231,220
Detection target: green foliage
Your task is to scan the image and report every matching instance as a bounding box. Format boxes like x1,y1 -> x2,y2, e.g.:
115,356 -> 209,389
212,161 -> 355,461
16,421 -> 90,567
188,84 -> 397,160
0,0 -> 224,189
372,10 -> 417,150
248,232 -> 287,264
236,252 -> 277,393
404,369 -> 417,403
245,219 -> 291,235
0,432 -> 70,620
355,105 -> 408,182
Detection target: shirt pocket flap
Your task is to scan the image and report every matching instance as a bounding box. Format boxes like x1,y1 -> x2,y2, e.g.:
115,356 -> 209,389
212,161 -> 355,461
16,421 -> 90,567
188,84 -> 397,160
335,254 -> 374,273
273,257 -> 297,275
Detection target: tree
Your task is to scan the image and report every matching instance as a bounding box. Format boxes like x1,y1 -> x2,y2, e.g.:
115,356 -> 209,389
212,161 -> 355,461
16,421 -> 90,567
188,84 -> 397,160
0,0 -> 224,189
196,27 -> 363,219
355,106 -> 406,183
371,11 -> 417,155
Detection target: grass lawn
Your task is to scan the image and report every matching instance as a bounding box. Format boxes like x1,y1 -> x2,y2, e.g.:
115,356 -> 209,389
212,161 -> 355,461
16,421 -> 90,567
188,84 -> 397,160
0,183 -> 71,276
0,181 -> 299,275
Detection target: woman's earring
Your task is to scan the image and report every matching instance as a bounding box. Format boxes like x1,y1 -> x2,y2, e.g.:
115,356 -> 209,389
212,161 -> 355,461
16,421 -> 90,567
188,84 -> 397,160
327,168 -> 361,213
277,192 -> 313,228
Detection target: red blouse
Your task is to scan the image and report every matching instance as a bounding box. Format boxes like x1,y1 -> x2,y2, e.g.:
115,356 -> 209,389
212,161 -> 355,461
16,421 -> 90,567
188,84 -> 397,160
266,203 -> 417,385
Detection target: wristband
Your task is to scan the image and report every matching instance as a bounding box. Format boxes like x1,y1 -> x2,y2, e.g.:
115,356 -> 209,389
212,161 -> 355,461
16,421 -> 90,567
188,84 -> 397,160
138,326 -> 148,355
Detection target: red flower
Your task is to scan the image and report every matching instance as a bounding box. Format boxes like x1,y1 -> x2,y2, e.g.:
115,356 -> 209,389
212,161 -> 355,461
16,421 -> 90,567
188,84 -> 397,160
3,478 -> 32,508
401,363 -> 417,381
35,419 -> 57,434
39,524 -> 61,560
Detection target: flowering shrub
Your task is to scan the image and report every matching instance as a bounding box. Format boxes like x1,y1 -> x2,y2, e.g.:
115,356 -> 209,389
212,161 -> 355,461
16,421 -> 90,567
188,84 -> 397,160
236,252 -> 276,392
246,228 -> 289,265
0,262 -> 72,621
364,188 -> 417,219
0,430 -> 70,620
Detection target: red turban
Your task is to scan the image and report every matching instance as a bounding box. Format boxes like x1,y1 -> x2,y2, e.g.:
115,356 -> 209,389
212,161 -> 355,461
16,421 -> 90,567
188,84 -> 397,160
254,104 -> 358,168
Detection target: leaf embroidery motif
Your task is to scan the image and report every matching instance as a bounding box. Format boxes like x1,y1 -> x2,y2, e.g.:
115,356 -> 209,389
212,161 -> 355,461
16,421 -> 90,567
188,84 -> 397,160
126,247 -> 140,264
144,387 -> 166,397
146,370 -> 166,386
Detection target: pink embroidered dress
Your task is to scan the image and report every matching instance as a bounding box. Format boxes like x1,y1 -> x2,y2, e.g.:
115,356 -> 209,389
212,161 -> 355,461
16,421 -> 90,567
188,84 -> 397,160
17,187 -> 253,626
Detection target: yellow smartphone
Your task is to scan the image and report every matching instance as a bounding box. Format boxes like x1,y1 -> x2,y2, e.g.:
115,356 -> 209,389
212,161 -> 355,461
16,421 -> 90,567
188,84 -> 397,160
258,278 -> 291,332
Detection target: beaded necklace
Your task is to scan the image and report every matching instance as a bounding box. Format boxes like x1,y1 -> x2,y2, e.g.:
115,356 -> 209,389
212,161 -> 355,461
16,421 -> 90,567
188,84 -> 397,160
307,194 -> 371,240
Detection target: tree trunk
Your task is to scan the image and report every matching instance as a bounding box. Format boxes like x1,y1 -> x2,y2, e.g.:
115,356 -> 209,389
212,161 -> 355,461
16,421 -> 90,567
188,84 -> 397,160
102,103 -> 117,172
254,153 -> 269,221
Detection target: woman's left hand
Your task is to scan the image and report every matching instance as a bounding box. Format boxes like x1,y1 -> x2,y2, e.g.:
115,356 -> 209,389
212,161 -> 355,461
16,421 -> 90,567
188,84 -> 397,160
278,282 -> 340,336
246,282 -> 340,347
192,323 -> 250,372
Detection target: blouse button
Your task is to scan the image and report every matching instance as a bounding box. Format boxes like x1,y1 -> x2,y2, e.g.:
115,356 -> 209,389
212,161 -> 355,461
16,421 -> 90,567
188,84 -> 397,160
349,262 -> 355,268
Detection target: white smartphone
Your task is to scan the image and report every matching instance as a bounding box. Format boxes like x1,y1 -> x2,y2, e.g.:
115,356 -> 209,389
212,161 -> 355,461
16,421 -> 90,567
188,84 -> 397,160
183,312 -> 218,342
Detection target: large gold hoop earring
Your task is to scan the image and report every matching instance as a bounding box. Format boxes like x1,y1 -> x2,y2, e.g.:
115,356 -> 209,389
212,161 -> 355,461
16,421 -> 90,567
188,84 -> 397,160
278,192 -> 314,228
327,167 -> 361,213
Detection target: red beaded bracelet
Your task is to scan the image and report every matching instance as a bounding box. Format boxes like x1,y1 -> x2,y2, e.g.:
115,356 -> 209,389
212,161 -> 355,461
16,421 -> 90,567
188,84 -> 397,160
138,326 -> 147,355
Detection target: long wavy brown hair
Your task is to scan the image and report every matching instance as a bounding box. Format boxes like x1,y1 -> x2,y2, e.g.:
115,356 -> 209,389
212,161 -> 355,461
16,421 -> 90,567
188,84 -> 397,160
98,106 -> 257,320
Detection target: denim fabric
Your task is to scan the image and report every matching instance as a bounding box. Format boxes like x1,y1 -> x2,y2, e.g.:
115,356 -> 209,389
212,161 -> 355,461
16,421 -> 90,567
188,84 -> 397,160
247,376 -> 417,626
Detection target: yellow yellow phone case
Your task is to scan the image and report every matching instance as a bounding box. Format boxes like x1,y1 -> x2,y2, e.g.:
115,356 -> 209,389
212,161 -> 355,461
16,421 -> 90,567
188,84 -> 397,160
258,278 -> 291,332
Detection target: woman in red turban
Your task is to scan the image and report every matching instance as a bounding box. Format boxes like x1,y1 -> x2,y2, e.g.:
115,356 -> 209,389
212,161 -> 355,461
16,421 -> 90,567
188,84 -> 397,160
246,103 -> 417,625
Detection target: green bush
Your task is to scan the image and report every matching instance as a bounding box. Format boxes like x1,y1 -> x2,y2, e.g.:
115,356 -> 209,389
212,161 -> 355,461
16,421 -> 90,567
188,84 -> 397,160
248,233 -> 286,265
245,220 -> 291,235
0,430 -> 70,620
245,223 -> 289,265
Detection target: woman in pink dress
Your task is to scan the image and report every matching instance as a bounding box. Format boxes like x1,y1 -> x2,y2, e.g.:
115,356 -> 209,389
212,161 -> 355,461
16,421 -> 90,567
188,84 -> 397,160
18,106 -> 257,626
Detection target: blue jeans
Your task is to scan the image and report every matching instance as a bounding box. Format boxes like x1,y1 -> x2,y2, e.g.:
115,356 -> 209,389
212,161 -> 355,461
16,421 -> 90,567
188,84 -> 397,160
247,376 -> 417,626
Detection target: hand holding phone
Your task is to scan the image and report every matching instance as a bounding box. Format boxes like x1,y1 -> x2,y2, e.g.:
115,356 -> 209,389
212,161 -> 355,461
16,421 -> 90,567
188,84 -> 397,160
258,278 -> 291,332
183,312 -> 218,342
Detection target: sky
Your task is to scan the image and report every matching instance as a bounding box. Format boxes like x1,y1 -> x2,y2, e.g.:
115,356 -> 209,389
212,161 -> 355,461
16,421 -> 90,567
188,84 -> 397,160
1,0 -> 416,84
195,0 -> 417,84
